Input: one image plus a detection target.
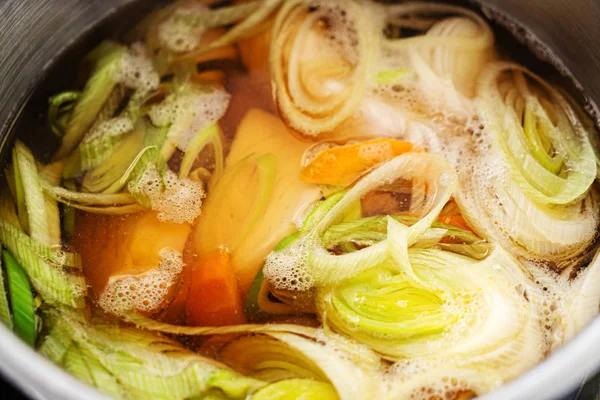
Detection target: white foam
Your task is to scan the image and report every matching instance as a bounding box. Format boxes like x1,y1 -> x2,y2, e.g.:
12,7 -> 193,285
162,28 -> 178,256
263,237 -> 314,292
132,165 -> 205,224
149,87 -> 230,151
82,116 -> 133,143
158,4 -> 208,53
118,43 -> 160,96
98,247 -> 184,316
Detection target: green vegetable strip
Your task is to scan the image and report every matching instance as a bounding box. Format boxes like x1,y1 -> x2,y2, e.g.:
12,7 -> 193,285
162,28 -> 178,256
48,91 -> 81,138
179,123 -> 221,179
12,148 -> 29,232
252,379 -> 339,400
38,311 -> 120,400
76,344 -> 124,399
82,128 -> 145,193
0,190 -> 22,230
63,344 -> 96,387
42,183 -> 138,206
38,162 -> 63,248
523,106 -> 563,174
49,311 -> 264,400
38,316 -> 73,363
14,141 -> 59,247
0,218 -> 81,268
54,41 -> 125,160
79,120 -> 132,173
119,120 -> 169,201
374,68 -> 412,85
95,85 -> 127,126
0,243 -> 13,329
322,215 -> 483,248
2,250 -> 36,346
0,221 -> 85,308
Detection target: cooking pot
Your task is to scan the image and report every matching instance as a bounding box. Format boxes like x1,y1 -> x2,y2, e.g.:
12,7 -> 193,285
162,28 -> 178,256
0,1 -> 598,399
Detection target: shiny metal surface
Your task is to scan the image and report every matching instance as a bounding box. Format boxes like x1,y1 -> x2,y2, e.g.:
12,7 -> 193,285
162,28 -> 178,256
0,1 -> 598,399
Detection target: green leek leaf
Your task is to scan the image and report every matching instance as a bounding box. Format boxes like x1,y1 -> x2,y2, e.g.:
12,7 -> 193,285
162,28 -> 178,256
54,41 -> 125,160
3,250 -> 36,346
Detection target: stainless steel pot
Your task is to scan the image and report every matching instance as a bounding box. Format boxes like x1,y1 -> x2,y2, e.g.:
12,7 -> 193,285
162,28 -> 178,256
0,1 -> 598,399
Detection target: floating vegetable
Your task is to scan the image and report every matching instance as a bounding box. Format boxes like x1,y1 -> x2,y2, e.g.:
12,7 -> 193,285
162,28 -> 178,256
456,62 -> 599,266
3,250 -> 37,346
382,2 -> 495,98
39,309 -> 264,400
186,249 -> 246,326
54,41 -> 126,160
264,152 -> 458,289
271,0 -> 375,136
300,139 -> 416,186
193,109 -> 321,293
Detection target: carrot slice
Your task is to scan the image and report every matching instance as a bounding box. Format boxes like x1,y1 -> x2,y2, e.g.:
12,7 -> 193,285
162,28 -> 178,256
300,139 -> 416,186
186,249 -> 246,326
437,215 -> 473,232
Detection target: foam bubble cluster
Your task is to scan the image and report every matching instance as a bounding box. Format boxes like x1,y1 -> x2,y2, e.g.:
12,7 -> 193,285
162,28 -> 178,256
118,43 -> 160,96
83,116 -> 133,143
149,87 -> 230,151
158,4 -> 207,53
263,238 -> 314,292
132,165 -> 205,224
98,247 -> 184,316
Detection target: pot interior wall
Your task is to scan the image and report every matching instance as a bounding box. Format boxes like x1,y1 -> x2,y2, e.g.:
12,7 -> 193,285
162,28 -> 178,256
5,0 -> 596,167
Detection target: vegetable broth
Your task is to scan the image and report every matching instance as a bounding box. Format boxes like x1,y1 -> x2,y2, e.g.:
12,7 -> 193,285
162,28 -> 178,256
1,1 -> 600,399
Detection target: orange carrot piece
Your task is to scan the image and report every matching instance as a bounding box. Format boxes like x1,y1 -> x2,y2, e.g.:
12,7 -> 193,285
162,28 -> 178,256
186,249 -> 246,326
437,215 -> 473,232
300,139 -> 416,186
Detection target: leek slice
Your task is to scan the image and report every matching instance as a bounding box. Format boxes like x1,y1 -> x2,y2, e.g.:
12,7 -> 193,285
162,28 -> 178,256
318,247 -> 545,380
477,62 -> 596,205
178,123 -> 224,187
219,332 -> 380,400
118,119 -> 169,201
382,2 -> 495,98
149,83 -> 230,154
43,309 -> 264,400
169,0 -> 282,60
452,62 -> 599,264
0,221 -> 85,308
13,141 -> 60,247
82,128 -> 145,193
12,149 -> 29,232
38,312 -> 73,363
0,244 -> 13,329
124,312 -> 317,338
562,249 -> 600,341
79,116 -> 133,172
454,69 -> 599,263
63,343 -> 95,387
264,152 -> 457,288
3,250 -> 36,346
55,41 -> 125,160
251,379 -> 338,400
270,0 -> 375,136
48,91 -> 80,138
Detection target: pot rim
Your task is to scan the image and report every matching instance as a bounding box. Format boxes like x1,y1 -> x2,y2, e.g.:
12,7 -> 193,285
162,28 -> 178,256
0,1 -> 598,399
